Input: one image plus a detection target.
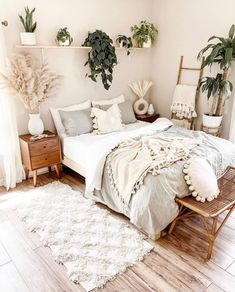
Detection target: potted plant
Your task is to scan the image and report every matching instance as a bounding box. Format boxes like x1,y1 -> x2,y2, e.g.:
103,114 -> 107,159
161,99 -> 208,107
19,7 -> 37,45
116,35 -> 133,55
82,30 -> 117,90
198,24 -> 235,128
56,27 -> 73,46
0,53 -> 62,135
131,20 -> 158,48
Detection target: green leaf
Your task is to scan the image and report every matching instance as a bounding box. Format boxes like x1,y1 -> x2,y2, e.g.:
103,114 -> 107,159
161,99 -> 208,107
229,24 -> 235,39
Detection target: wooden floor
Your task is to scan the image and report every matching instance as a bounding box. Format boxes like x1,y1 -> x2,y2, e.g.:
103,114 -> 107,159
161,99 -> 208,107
1,170 -> 235,292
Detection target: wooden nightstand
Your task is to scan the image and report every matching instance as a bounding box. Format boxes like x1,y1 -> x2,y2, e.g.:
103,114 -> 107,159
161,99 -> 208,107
135,113 -> 160,123
19,131 -> 62,186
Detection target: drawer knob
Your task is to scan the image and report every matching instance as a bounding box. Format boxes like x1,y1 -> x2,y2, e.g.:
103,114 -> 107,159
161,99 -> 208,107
43,146 -> 46,148
45,158 -> 48,160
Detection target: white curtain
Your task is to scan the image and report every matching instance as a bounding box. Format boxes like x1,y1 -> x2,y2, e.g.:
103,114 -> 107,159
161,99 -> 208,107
0,24 -> 25,189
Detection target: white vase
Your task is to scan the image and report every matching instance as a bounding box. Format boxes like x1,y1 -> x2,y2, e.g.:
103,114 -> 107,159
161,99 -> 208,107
202,114 -> 223,128
20,32 -> 36,45
142,37 -> 151,48
134,98 -> 149,115
28,114 -> 44,135
147,104 -> 154,115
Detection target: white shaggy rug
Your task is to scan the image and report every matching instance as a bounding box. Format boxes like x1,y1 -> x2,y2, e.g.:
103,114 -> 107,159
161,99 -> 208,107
16,182 -> 152,291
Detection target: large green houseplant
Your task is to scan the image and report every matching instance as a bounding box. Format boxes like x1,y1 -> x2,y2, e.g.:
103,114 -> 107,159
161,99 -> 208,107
82,30 -> 117,90
19,7 -> 37,45
131,20 -> 158,48
198,25 -> 235,127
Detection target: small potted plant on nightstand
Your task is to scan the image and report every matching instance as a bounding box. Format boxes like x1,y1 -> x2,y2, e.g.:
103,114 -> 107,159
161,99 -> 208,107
131,20 -> 158,48
19,7 -> 37,45
56,27 -> 73,46
116,35 -> 133,55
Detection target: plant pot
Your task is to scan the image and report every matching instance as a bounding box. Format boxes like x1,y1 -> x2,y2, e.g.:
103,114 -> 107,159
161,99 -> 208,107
134,97 -> 149,115
58,39 -> 70,46
202,114 -> 223,128
20,32 -> 36,45
28,114 -> 44,135
142,37 -> 151,48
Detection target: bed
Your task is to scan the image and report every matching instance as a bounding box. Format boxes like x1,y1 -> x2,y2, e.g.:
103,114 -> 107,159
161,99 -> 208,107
59,116 -> 235,239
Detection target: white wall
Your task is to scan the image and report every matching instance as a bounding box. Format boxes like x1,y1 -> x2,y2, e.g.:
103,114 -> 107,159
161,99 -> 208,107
151,0 -> 235,138
2,0 -> 154,134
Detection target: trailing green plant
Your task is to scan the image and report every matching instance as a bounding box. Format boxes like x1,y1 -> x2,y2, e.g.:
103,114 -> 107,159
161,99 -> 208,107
116,35 -> 133,55
19,7 -> 37,33
56,27 -> 73,45
131,20 -> 158,48
82,30 -> 117,90
198,24 -> 235,116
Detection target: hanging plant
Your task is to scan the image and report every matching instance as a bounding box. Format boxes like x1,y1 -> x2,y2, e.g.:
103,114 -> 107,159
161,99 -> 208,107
116,35 -> 133,55
82,30 -> 117,90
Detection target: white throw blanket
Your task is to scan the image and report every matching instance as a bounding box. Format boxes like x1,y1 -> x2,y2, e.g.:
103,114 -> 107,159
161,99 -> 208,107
171,84 -> 197,119
106,135 -> 201,207
85,118 -> 174,197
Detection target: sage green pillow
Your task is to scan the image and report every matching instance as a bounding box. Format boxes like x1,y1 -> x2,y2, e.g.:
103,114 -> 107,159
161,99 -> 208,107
99,100 -> 137,124
59,108 -> 93,136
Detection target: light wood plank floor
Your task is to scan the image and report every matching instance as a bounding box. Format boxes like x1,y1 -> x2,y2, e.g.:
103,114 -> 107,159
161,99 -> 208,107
0,169 -> 235,292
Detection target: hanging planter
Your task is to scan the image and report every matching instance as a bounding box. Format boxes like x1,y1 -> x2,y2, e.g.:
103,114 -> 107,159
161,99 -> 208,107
19,7 -> 37,45
82,30 -> 117,90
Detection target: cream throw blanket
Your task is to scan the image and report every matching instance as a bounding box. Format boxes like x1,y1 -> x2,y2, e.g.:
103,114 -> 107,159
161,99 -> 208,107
171,84 -> 197,119
107,135 -> 201,207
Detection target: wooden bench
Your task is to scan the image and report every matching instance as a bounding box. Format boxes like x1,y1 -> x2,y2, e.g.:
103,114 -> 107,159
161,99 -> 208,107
169,166 -> 235,259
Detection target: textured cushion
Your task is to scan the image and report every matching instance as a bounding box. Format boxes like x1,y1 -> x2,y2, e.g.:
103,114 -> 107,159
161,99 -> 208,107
183,157 -> 220,202
92,94 -> 125,107
50,100 -> 91,137
91,104 -> 123,134
99,100 -> 137,125
59,109 -> 93,136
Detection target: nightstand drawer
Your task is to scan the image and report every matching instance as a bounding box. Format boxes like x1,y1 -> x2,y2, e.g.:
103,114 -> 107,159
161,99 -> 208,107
29,138 -> 59,156
31,151 -> 61,169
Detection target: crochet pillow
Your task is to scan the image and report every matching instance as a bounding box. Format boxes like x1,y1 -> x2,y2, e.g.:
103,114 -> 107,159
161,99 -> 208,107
91,104 -> 123,134
183,157 -> 220,202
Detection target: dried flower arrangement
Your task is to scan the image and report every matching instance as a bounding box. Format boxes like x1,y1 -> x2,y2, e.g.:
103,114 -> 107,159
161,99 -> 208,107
0,53 -> 62,113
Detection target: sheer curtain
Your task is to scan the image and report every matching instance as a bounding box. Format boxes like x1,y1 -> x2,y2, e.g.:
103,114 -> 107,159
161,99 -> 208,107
0,23 -> 25,189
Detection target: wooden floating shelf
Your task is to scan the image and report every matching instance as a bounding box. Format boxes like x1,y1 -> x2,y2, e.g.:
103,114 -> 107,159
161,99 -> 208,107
15,45 -> 148,50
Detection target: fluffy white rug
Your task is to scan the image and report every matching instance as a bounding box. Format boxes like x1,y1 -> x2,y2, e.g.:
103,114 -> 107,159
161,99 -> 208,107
16,181 -> 152,291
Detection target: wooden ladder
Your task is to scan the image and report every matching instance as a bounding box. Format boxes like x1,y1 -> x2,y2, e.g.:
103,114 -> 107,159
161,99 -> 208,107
171,56 -> 204,129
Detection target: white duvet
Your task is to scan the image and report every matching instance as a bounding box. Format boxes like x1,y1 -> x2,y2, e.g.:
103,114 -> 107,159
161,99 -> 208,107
84,118 -> 173,197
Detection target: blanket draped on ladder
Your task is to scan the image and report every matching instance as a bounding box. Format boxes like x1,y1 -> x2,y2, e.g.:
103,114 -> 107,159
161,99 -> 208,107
107,135 -> 201,208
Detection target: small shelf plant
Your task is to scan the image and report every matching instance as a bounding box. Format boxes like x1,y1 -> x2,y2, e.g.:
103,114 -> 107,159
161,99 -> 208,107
56,27 -> 73,46
131,20 -> 158,48
19,7 -> 37,45
116,35 -> 133,55
82,30 -> 117,90
198,24 -> 235,128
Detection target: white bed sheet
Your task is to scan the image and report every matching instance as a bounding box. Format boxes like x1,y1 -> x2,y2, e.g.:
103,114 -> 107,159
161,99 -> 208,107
63,121 -> 147,169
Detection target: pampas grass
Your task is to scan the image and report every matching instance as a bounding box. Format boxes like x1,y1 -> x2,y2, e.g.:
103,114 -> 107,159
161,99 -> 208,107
0,52 -> 62,113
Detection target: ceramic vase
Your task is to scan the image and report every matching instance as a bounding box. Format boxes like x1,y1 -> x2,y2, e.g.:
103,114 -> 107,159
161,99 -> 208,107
147,104 -> 154,115
28,113 -> 44,135
134,98 -> 149,115
142,37 -> 151,48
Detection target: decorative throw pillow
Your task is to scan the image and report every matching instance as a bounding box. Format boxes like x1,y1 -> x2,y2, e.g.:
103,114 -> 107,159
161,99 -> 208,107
50,100 -> 91,137
59,109 -> 93,136
183,157 -> 220,202
99,100 -> 137,124
92,94 -> 125,107
91,104 -> 123,134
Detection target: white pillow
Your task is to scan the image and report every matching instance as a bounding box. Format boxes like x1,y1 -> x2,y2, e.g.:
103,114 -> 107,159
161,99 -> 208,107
92,94 -> 125,107
183,157 -> 220,203
91,104 -> 123,134
50,100 -> 91,137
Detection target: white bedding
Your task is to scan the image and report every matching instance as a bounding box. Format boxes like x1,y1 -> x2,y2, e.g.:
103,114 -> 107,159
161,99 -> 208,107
63,121 -> 147,168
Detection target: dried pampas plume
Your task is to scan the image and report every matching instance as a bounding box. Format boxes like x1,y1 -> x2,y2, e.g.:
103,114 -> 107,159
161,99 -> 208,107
0,52 -> 62,113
